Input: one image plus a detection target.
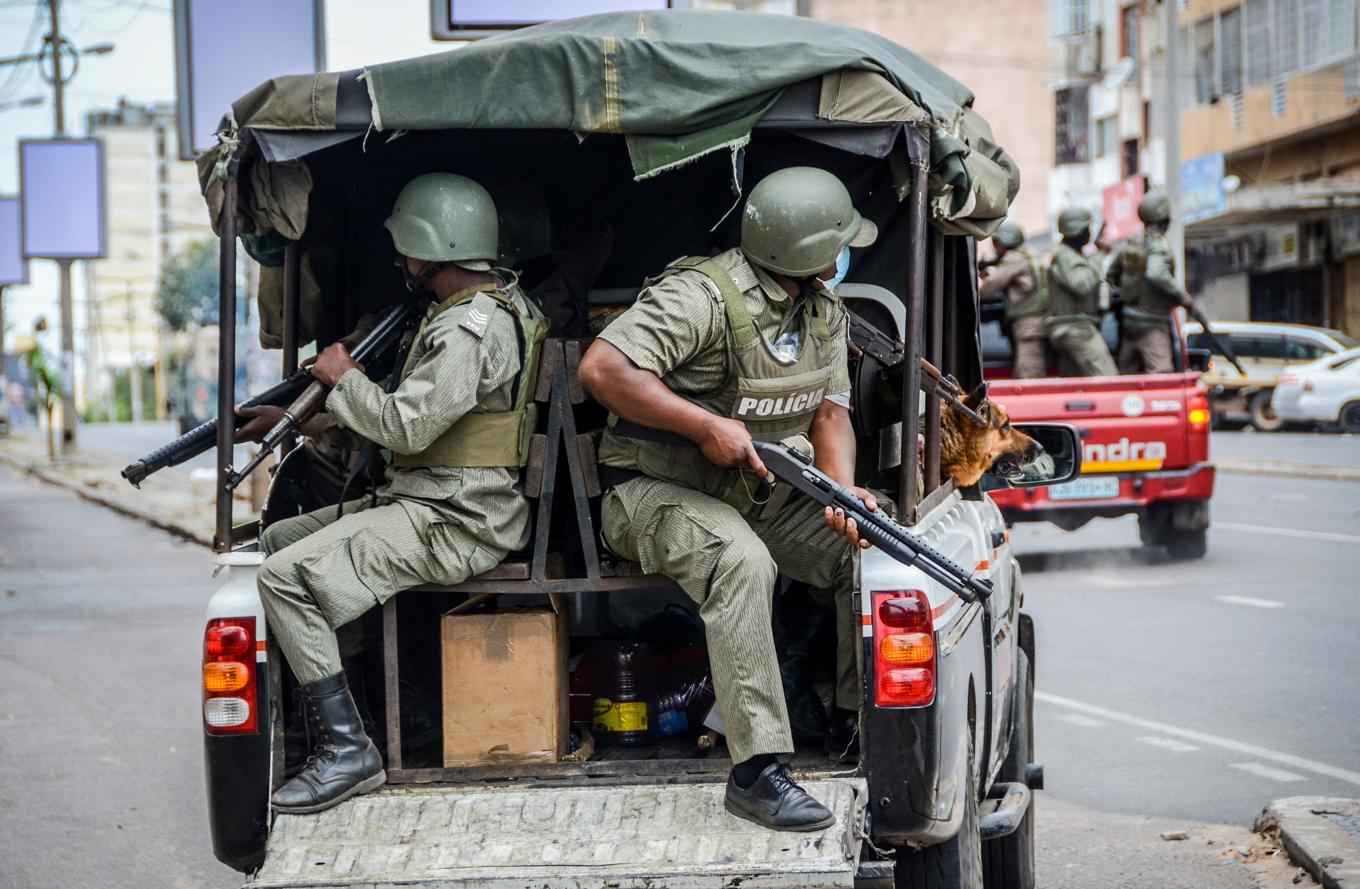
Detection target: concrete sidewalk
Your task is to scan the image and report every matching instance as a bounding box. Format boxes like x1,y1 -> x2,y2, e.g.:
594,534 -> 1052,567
1213,431 -> 1360,482
1258,798 -> 1360,889
0,430 -> 253,548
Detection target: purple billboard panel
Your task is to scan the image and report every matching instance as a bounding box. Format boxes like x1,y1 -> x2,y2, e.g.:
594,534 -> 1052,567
434,0 -> 670,38
0,197 -> 27,285
174,0 -> 325,160
19,140 -> 107,260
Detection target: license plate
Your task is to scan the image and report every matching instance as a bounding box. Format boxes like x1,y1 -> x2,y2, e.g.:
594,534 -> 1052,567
1048,476 -> 1120,500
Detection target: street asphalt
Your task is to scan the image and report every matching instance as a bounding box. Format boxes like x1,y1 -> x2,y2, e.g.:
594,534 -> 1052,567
2,437 -> 1354,887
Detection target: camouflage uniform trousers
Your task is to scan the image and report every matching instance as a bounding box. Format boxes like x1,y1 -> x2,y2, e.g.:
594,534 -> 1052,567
1009,315 -> 1048,379
1047,318 -> 1117,377
1118,321 -> 1175,374
258,498 -> 505,684
601,476 -> 859,764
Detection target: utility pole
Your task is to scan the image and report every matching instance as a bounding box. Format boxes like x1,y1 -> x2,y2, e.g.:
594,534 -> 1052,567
41,0 -> 78,452
124,281 -> 142,422
1161,0 -> 1185,287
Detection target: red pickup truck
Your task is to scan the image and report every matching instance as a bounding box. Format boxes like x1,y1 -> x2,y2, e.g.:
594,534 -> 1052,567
982,313 -> 1215,560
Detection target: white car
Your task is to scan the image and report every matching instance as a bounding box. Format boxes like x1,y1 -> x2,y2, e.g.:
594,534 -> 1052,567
1272,347 -> 1360,432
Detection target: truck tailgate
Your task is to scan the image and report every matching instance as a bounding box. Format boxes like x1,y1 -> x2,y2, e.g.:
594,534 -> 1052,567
989,372 -> 1200,472
246,779 -> 866,889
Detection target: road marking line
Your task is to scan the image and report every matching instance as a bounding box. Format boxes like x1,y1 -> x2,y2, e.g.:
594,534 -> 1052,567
1216,522 -> 1360,545
1137,735 -> 1200,753
1215,595 -> 1286,609
1058,714 -> 1106,728
1037,692 -> 1360,787
1231,762 -> 1306,783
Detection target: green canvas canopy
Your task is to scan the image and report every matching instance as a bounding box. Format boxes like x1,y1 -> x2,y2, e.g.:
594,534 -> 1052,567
205,10 -> 1018,240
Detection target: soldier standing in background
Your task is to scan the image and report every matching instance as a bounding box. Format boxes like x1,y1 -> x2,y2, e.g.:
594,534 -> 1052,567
1045,207 -> 1117,377
1107,192 -> 1194,374
979,222 -> 1048,378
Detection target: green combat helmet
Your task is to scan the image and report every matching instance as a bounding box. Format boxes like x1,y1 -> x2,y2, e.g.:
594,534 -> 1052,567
741,166 -> 878,277
1057,206 -> 1093,239
992,221 -> 1024,249
384,173 -> 499,269
1138,191 -> 1172,226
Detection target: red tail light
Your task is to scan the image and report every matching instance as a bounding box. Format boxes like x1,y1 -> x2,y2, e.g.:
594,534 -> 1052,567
203,618 -> 259,734
1278,373 -> 1298,386
1302,380 -> 1315,393
872,591 -> 936,707
1188,387 -> 1211,433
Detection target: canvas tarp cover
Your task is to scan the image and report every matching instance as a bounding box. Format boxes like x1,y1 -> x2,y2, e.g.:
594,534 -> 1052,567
211,10 -> 1018,238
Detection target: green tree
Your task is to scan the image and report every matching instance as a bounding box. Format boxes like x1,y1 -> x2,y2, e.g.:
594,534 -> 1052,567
21,342 -> 61,460
156,239 -> 218,331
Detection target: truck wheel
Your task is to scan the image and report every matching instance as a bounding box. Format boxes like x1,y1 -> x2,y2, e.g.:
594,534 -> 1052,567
1166,529 -> 1208,561
895,735 -> 983,889
1340,402 -> 1360,433
1249,390 -> 1283,432
1137,505 -> 1173,548
983,651 -> 1034,889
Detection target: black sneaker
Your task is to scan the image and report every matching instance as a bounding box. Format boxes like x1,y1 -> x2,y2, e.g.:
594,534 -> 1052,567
724,761 -> 836,832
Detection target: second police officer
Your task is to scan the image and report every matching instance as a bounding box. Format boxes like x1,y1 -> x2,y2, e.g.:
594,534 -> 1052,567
1108,191 -> 1193,374
1045,206 -> 1118,377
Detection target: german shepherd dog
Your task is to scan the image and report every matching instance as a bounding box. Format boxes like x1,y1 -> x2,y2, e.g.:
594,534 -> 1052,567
939,384 -> 1043,487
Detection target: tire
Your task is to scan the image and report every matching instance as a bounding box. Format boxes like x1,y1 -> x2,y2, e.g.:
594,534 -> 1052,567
896,735 -> 983,889
1166,528 -> 1208,561
1249,390 -> 1284,432
983,651 -> 1034,889
1340,402 -> 1360,434
1138,505 -> 1173,548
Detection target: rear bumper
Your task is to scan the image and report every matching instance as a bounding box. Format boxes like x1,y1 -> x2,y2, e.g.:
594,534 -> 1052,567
990,462 -> 1216,522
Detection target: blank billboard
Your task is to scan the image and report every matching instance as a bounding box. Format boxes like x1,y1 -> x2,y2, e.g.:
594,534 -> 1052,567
174,0 -> 325,160
0,197 -> 27,285
433,0 -> 670,38
19,139 -> 107,260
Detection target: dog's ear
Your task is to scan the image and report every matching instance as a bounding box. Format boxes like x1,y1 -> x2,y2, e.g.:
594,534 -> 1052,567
963,382 -> 989,410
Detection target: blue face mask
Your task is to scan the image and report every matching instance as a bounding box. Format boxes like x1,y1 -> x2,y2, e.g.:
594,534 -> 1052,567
825,246 -> 851,289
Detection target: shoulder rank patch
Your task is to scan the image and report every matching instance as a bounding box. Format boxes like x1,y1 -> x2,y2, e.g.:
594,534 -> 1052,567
458,292 -> 499,338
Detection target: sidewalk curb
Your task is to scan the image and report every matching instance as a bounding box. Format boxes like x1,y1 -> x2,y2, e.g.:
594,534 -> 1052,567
0,452 -> 213,548
1257,797 -> 1360,889
1215,459 -> 1360,482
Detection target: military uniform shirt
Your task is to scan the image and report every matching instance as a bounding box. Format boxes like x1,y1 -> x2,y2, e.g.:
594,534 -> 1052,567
597,248 -> 852,403
325,284 -> 531,549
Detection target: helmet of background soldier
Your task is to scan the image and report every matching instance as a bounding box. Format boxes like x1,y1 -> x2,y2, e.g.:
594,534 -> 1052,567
1057,206 -> 1093,239
384,173 -> 499,271
1138,191 -> 1172,225
992,221 -> 1024,250
741,167 -> 878,277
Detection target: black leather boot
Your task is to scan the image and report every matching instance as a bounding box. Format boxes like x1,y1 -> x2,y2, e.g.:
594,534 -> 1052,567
724,761 -> 836,832
825,706 -> 860,764
272,672 -> 386,814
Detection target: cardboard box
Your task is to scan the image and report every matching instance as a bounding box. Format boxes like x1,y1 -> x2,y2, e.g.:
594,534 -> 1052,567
441,605 -> 568,767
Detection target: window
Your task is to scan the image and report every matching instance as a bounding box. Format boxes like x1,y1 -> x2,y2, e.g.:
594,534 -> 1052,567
1122,138 -> 1140,177
1321,0 -> 1358,61
1194,17 -> 1218,103
1095,116 -> 1117,156
1050,0 -> 1091,35
1221,7 -> 1244,95
1121,4 -> 1140,74
1284,337 -> 1329,360
1302,0 -> 1324,62
1055,86 -> 1090,165
1233,335 -> 1289,359
1274,0 -> 1299,77
1245,0 -> 1271,85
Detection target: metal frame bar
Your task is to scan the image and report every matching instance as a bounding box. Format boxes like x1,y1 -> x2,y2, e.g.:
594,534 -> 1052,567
923,228 -> 944,493
213,166 -> 240,552
898,161 -> 929,524
280,242 -> 301,457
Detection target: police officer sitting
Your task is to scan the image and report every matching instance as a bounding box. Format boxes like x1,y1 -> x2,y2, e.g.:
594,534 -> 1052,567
1108,191 -> 1193,374
252,173 -> 547,814
979,221 -> 1048,379
579,167 -> 877,832
1045,207 -> 1118,377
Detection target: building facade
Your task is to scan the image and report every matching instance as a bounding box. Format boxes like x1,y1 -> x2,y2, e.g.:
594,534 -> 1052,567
84,99 -> 210,419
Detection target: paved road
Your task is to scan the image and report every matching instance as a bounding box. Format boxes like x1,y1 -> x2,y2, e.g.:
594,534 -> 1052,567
1020,469 -> 1358,887
1212,428 -> 1359,469
0,461 -> 1340,888
0,467 -> 237,889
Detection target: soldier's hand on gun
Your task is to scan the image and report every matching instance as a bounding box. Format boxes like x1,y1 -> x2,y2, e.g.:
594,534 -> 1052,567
234,405 -> 286,444
312,342 -> 364,388
697,415 -> 769,479
825,487 -> 878,550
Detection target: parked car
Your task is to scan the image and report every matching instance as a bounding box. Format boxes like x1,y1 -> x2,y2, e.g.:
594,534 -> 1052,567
1272,347 -> 1360,432
1183,321 -> 1358,431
